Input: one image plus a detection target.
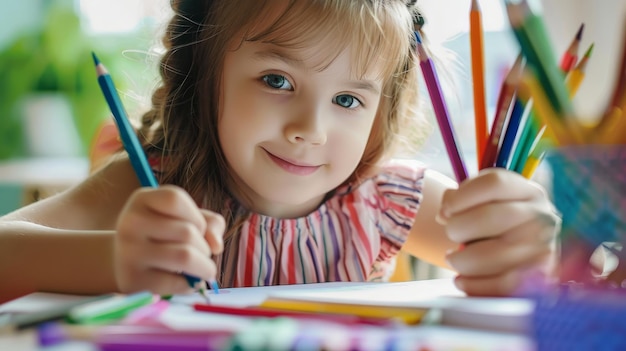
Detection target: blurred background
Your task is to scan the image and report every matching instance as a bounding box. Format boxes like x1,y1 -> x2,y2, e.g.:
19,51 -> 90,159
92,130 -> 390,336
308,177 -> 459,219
0,0 -> 171,214
0,1 -> 624,252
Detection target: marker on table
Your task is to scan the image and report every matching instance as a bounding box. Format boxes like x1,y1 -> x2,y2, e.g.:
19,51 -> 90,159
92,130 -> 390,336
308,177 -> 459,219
67,291 -> 155,325
37,322 -> 231,349
92,52 -> 218,301
2,294 -> 114,331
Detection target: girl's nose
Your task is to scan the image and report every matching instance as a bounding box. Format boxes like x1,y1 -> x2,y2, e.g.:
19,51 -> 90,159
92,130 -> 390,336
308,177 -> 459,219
284,109 -> 328,146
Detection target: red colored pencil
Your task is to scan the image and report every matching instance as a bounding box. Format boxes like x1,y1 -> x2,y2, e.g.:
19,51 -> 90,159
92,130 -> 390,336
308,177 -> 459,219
480,54 -> 524,170
559,23 -> 584,73
192,304 -> 394,327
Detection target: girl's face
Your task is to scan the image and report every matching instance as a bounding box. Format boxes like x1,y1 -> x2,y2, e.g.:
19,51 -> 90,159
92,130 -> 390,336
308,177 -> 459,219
219,39 -> 384,218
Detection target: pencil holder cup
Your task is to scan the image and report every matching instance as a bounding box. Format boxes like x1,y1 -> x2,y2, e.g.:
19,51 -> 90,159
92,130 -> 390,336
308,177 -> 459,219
546,145 -> 626,286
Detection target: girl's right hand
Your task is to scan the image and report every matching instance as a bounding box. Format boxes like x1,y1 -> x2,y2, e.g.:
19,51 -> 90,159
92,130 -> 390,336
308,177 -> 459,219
114,185 -> 225,295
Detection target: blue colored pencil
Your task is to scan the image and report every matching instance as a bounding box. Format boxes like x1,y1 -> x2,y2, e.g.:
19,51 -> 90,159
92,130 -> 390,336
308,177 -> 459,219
495,98 -> 526,168
92,52 -> 218,300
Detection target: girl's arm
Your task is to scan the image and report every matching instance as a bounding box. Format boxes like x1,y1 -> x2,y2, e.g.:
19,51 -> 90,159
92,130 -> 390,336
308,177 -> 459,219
0,158 -> 140,303
0,156 -> 225,302
0,225 -> 117,303
402,169 -> 458,268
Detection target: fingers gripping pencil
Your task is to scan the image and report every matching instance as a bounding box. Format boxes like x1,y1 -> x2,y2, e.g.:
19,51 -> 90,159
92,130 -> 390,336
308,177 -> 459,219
92,52 -> 218,301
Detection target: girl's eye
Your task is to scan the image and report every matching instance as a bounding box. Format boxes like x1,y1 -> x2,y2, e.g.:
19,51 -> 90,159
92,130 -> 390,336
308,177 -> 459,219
262,74 -> 293,90
333,94 -> 361,109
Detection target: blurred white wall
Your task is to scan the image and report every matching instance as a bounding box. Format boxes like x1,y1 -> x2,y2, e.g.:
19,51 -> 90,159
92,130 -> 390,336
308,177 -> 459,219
541,0 -> 626,122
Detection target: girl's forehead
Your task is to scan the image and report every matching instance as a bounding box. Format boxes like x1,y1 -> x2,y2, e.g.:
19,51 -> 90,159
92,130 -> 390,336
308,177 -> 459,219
236,0 -> 412,81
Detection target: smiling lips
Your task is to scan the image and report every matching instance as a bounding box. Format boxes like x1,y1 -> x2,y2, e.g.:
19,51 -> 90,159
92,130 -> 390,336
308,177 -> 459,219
264,149 -> 321,175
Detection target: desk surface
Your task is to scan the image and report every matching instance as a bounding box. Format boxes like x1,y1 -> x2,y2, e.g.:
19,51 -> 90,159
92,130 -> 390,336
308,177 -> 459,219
0,279 -> 535,351
0,158 -> 89,187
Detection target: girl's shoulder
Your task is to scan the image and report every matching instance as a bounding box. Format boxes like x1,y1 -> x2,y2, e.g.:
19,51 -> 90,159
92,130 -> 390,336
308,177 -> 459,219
369,158 -> 427,209
327,158 -> 427,229
329,158 -> 428,249
375,158 -> 428,185
336,158 -> 428,199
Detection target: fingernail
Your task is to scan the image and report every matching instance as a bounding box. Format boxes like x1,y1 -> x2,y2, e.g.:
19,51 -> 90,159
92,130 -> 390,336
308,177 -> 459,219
435,211 -> 448,225
437,204 -> 451,222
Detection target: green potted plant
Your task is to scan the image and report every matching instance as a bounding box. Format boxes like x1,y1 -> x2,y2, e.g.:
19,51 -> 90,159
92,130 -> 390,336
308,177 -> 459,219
0,4 -> 141,159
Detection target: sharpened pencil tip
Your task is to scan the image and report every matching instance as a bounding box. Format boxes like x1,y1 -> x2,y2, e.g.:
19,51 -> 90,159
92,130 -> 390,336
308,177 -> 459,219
584,43 -> 594,58
92,52 -> 100,66
210,280 -> 220,295
414,31 -> 422,44
575,23 -> 585,41
200,288 -> 211,303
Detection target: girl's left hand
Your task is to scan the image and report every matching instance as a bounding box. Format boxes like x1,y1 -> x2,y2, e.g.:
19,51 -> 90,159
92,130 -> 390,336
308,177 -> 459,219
438,168 -> 561,296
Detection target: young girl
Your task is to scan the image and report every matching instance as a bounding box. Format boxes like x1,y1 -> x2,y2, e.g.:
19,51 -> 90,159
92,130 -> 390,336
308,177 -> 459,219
0,0 -> 560,303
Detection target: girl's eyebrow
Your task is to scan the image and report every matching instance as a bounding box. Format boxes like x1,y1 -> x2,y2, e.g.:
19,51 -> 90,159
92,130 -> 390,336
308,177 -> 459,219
252,49 -> 381,95
252,49 -> 305,68
349,81 -> 381,95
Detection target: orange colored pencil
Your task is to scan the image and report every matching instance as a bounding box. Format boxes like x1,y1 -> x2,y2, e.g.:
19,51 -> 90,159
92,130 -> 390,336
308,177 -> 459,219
470,0 -> 488,167
559,23 -> 584,73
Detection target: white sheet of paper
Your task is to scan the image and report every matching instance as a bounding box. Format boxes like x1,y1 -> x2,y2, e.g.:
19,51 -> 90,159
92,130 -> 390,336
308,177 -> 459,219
169,280 -> 381,306
265,279 -> 466,306
0,292 -> 98,314
257,279 -> 533,333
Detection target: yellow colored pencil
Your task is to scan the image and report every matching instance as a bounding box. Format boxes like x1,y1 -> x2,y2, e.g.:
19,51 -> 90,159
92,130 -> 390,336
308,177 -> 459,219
518,71 -> 581,145
260,298 -> 427,325
523,42 -> 594,179
565,43 -> 594,98
521,151 -> 544,179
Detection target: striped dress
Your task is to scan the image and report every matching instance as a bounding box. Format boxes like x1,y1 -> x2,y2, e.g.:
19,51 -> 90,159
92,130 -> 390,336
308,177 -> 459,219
229,159 -> 426,287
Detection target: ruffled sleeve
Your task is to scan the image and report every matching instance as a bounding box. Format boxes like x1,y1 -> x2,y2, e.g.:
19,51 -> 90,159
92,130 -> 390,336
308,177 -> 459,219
374,159 -> 426,262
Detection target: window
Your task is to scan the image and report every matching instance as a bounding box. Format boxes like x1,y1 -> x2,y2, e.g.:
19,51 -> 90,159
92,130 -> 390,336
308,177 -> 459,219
78,0 -> 171,34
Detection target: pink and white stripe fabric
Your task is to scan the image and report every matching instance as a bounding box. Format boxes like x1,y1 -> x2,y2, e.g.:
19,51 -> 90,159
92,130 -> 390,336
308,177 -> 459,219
231,159 -> 426,287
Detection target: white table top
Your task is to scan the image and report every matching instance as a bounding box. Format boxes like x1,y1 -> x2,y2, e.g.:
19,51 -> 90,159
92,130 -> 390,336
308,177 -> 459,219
0,158 -> 89,187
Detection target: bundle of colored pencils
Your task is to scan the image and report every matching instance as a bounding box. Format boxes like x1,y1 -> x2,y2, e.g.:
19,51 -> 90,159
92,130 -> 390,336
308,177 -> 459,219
416,0 -> 625,182
477,0 -> 625,179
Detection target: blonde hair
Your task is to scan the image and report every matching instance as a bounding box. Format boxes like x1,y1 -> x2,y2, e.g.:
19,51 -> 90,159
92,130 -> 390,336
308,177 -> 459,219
138,0 -> 427,286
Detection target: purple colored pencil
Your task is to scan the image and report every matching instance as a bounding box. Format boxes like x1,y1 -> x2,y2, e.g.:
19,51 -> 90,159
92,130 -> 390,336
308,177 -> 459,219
414,32 -> 468,182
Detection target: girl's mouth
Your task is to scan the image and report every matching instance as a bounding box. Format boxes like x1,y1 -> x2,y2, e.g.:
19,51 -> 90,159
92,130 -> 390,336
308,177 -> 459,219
264,149 -> 321,176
